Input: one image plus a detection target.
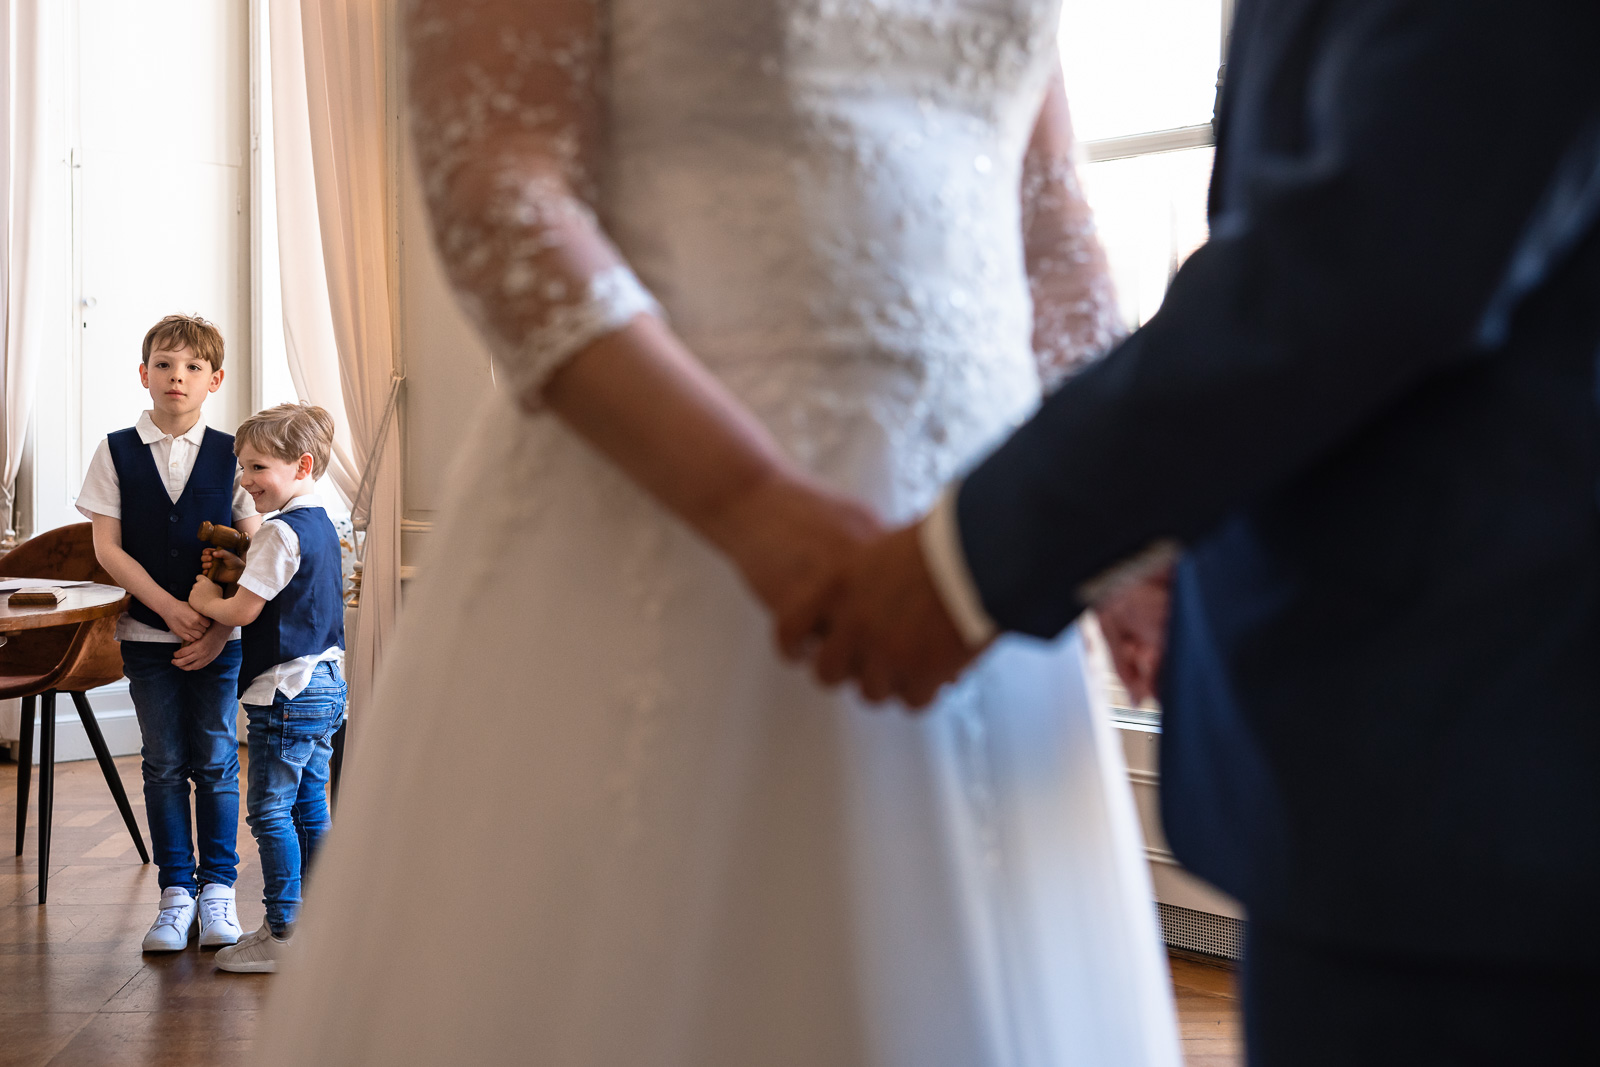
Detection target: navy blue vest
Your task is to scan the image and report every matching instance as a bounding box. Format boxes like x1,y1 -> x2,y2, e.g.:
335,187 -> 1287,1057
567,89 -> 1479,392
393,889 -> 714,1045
108,425 -> 239,632
239,507 -> 345,698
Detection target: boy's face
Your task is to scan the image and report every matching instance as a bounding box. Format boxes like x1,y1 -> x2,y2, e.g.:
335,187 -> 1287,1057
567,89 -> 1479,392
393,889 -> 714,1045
237,443 -> 313,515
139,344 -> 223,421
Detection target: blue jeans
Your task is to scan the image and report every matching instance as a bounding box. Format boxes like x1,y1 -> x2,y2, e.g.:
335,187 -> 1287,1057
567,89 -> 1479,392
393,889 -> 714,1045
244,661 -> 346,936
121,639 -> 243,893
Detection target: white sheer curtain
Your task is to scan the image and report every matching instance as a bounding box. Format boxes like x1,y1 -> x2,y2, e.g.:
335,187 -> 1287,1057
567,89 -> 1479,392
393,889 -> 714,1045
1,0 -> 48,544
269,0 -> 358,507
269,0 -> 403,720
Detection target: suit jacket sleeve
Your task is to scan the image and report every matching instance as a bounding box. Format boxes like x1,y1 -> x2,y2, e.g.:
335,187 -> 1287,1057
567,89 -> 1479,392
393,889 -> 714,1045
956,0 -> 1600,638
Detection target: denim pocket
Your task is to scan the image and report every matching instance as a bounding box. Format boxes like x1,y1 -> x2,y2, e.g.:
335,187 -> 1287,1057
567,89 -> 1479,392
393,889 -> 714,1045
278,698 -> 345,767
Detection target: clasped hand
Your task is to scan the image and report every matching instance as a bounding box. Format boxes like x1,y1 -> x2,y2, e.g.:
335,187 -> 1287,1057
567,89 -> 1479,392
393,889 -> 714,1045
729,476 -> 1171,710
166,547 -> 246,673
199,546 -> 246,586
188,547 -> 246,613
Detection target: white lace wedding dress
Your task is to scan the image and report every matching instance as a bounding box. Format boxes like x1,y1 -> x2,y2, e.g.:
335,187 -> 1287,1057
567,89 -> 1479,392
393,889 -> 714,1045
257,2 -> 1180,1063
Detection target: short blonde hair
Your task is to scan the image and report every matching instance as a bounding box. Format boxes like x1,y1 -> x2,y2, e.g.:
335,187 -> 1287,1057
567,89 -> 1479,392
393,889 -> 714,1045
235,403 -> 336,479
143,314 -> 225,372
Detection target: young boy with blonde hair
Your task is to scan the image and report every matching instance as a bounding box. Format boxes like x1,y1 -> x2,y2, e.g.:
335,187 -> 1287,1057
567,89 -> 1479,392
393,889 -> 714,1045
79,313 -> 256,953
188,402 -> 346,972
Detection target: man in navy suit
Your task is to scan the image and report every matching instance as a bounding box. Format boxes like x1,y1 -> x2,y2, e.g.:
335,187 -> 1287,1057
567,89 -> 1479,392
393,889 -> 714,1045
792,1 -> 1600,1061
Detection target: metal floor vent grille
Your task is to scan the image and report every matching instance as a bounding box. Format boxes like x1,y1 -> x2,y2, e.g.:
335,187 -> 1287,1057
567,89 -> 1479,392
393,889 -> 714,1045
1158,902 -> 1245,961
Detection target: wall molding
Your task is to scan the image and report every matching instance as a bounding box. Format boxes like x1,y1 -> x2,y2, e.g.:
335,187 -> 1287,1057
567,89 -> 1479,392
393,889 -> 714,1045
3,681 -> 142,764
5,682 -> 254,767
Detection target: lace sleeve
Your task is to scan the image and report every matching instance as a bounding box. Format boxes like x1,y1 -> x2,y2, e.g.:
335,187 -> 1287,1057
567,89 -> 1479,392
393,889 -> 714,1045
407,0 -> 660,399
1021,74 -> 1124,392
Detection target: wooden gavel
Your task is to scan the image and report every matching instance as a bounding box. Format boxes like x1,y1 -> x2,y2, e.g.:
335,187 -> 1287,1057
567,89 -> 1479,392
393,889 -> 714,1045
197,521 -> 251,589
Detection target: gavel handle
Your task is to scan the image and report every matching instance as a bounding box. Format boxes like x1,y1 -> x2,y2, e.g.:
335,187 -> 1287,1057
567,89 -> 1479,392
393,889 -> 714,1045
204,562 -> 241,598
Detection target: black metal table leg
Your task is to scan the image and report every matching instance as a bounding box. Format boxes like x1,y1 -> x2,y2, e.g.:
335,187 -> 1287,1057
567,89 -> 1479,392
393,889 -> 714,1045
70,691 -> 149,863
37,691 -> 56,905
15,694 -> 35,856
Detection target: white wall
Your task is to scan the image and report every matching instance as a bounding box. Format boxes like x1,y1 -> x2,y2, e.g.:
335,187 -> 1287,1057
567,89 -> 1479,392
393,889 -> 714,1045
393,51 -> 494,559
251,0 -> 295,415
397,149 -> 493,520
75,0 -> 253,438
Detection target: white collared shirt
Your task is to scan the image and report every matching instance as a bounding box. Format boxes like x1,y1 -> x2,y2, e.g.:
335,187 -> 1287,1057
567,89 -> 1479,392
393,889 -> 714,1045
76,410 -> 257,643
236,493 -> 345,705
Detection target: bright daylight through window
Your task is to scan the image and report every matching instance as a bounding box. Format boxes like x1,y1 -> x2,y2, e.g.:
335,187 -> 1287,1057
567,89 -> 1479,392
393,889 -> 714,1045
1058,0 -> 1229,717
1061,0 -> 1226,328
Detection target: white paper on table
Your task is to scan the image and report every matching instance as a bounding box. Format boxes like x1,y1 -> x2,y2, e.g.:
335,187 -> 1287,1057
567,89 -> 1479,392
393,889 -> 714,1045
0,578 -> 95,591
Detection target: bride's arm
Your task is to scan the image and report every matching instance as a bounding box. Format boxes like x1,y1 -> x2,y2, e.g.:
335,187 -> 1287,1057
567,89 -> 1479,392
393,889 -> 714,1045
1021,71 -> 1124,391
407,0 -> 877,611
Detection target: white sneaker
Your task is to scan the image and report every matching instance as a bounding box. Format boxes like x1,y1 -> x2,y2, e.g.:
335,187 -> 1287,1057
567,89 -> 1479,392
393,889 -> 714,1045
196,883 -> 243,948
141,887 -> 197,952
214,920 -> 291,973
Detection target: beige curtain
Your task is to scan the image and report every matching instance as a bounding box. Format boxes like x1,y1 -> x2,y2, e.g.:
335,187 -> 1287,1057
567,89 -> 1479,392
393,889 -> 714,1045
269,0 -> 403,720
1,0 -> 47,543
268,0 -> 357,506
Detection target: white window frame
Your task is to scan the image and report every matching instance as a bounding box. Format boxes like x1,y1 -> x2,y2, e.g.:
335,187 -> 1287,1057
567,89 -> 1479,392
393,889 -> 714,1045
1081,0 -> 1233,164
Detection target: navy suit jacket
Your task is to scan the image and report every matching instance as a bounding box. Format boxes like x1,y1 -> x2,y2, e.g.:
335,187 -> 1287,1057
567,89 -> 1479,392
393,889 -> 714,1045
957,0 -> 1600,965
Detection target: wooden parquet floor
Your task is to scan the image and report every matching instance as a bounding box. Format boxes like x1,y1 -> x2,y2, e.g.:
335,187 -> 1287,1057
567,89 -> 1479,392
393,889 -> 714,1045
1169,952 -> 1245,1065
1,753 -> 1242,1066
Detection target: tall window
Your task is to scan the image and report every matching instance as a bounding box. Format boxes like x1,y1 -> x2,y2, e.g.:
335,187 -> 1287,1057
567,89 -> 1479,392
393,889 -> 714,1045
1059,1 -> 1232,718
1060,0 -> 1230,328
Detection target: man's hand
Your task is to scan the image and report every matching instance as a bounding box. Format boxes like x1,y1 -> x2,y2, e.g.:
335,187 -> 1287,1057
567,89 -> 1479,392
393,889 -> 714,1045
793,524 -> 986,709
1091,565 -> 1173,704
173,621 -> 230,672
200,546 -> 245,586
162,598 -> 210,643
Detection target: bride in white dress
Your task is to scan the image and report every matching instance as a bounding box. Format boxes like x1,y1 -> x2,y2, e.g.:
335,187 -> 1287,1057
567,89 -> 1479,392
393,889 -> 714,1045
258,1 -> 1181,1063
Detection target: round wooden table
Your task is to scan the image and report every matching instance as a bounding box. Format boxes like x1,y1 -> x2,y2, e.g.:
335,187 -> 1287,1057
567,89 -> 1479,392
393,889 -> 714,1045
0,582 -> 128,636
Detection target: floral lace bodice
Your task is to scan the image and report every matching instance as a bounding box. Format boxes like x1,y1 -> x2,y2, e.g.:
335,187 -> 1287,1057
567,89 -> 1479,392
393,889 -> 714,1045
408,0 -> 1120,513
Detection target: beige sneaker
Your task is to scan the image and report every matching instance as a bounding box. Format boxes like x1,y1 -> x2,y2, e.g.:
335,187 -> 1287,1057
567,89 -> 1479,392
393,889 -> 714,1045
214,920 -> 291,973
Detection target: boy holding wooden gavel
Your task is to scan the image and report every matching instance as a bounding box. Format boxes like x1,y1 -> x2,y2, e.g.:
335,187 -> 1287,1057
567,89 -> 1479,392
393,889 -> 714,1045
188,402 -> 345,973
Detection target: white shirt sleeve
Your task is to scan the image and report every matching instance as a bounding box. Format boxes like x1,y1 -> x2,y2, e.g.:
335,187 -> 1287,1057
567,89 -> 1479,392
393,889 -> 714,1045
232,468 -> 258,523
75,439 -> 122,520
236,519 -> 302,602
917,484 -> 999,649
